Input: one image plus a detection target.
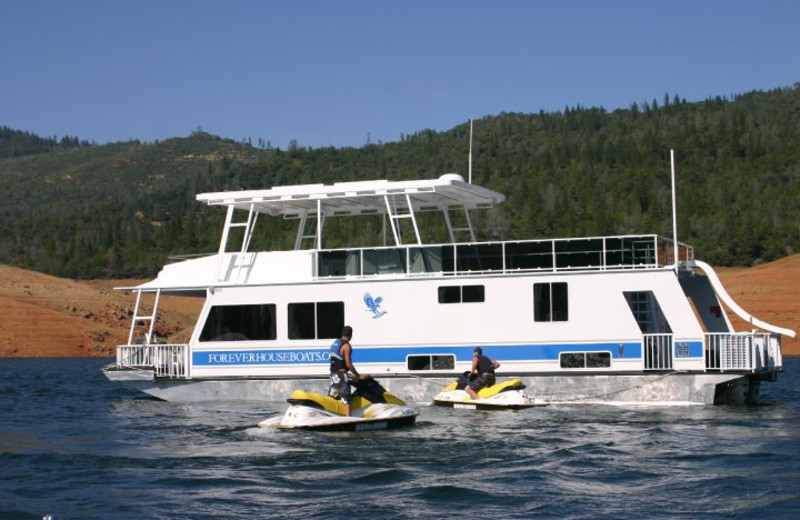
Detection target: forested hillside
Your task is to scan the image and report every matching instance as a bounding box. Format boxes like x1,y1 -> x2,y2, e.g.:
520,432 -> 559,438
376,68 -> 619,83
1,85 -> 798,279
0,126 -> 91,158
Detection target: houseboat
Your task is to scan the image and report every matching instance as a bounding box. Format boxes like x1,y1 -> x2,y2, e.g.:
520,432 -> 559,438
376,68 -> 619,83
103,173 -> 794,404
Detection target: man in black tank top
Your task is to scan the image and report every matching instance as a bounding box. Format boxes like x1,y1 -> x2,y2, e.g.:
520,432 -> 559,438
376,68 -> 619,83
466,347 -> 500,399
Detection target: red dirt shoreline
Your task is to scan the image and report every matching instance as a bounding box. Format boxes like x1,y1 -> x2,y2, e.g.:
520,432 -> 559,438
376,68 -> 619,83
1,257 -> 797,358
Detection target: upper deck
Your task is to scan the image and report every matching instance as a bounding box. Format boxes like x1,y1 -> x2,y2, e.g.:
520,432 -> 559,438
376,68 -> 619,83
195,173 -> 692,259
196,174 -> 504,217
129,174 -> 694,291
195,174 -> 504,252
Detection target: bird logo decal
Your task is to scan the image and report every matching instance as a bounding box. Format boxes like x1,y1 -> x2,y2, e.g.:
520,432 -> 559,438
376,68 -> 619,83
363,292 -> 387,319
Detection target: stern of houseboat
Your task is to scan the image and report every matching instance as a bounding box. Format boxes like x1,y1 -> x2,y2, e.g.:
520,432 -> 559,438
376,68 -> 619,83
103,344 -> 190,382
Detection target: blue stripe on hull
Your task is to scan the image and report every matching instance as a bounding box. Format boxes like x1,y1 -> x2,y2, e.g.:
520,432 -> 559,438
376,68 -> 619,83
192,341 -> 657,366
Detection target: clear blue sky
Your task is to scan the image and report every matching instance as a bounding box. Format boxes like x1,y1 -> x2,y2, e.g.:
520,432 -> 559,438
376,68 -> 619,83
1,0 -> 798,149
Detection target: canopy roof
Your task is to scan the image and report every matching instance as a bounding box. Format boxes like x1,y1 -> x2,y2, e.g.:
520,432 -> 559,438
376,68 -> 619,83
196,174 -> 505,217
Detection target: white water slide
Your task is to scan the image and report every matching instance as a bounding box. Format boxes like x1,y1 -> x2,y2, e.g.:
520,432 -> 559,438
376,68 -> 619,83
694,260 -> 796,338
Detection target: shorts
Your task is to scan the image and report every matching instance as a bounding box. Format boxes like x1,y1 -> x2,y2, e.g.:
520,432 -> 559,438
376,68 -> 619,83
329,371 -> 352,404
468,373 -> 496,391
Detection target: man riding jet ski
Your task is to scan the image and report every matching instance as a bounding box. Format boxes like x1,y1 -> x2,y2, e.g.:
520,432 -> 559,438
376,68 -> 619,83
259,376 -> 418,431
433,371 -> 548,410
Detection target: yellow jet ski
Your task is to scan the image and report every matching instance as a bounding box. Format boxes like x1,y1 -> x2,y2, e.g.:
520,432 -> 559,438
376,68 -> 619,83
433,373 -> 548,410
259,377 -> 418,431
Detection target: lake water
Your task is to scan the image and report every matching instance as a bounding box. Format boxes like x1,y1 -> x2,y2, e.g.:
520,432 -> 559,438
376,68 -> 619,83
1,357 -> 799,520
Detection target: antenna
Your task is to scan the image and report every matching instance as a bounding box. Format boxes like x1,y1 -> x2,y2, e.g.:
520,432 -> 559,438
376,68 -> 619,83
670,149 -> 679,271
468,119 -> 473,184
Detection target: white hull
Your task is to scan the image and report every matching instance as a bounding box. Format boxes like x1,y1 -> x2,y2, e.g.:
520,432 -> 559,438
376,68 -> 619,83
105,371 -> 761,405
433,390 -> 548,410
259,402 -> 418,431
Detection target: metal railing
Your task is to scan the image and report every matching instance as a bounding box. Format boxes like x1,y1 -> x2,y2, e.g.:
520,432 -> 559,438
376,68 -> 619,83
316,234 -> 695,280
116,344 -> 190,379
705,332 -> 779,371
111,334 -> 781,379
643,333 -> 674,370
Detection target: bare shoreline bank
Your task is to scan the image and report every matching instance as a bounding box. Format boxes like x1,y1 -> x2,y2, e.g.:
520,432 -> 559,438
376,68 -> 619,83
1,257 -> 797,357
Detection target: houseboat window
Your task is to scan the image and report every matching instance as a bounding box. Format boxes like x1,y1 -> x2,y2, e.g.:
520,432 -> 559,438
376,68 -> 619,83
438,286 -> 461,304
362,248 -> 407,275
533,282 -> 568,321
455,243 -> 504,272
318,250 -> 360,277
559,351 -> 611,368
199,304 -> 276,342
462,285 -> 485,302
555,238 -> 604,269
407,354 -> 455,371
586,352 -> 611,368
505,241 -> 553,270
407,356 -> 430,370
559,352 -> 584,368
409,246 -> 444,273
438,285 -> 485,304
288,301 -> 344,340
433,355 -> 455,369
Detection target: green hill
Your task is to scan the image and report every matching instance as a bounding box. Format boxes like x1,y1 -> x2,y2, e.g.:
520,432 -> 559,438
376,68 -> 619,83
1,85 -> 799,278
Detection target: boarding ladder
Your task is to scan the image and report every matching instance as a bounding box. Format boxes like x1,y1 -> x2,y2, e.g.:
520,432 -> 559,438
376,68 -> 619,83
384,193 -> 421,245
217,203 -> 259,282
294,201 -> 325,250
127,288 -> 161,348
381,193 -> 477,246
442,204 -> 476,243
118,289 -> 189,378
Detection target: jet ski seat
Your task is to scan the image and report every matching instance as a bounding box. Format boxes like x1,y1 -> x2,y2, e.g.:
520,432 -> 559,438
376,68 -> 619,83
441,377 -> 526,398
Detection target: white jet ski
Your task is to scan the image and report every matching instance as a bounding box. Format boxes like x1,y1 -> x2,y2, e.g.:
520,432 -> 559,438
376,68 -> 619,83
433,373 -> 548,410
259,377 -> 418,432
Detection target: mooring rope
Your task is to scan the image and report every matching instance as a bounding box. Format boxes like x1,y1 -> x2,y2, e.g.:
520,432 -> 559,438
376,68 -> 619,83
540,370 -> 688,403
